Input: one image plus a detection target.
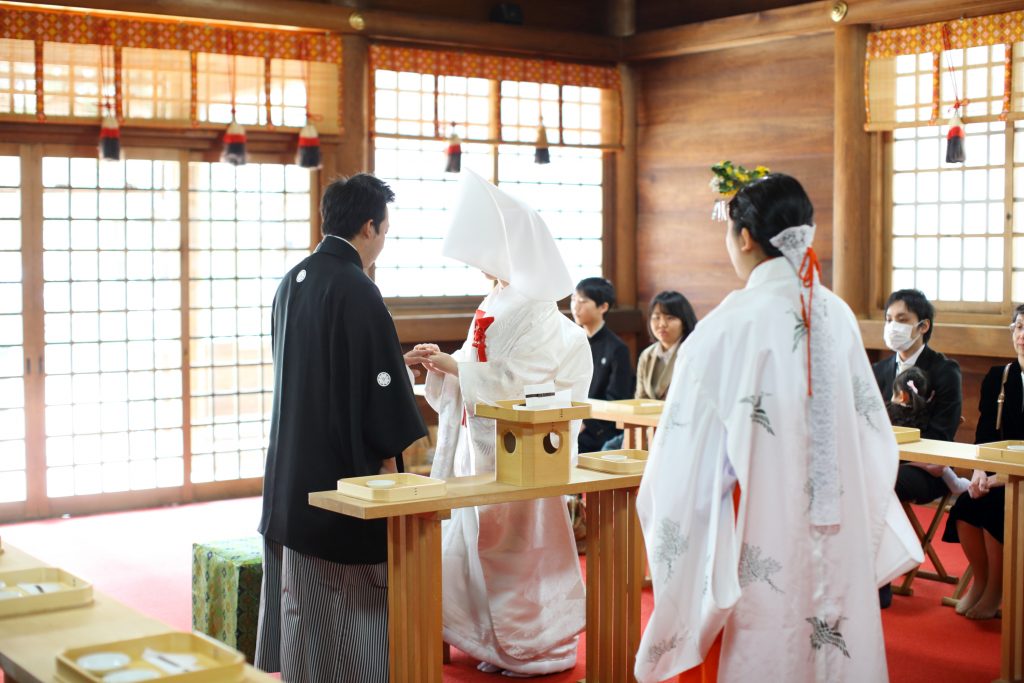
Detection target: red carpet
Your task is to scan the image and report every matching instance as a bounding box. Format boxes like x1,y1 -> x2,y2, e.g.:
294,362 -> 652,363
1,499 -> 1000,682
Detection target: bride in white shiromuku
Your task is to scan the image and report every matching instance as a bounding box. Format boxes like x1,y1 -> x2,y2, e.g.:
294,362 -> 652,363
635,173 -> 922,682
413,171 -> 592,676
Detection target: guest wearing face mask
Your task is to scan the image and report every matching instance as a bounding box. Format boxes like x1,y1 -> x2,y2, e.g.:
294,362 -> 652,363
872,288 -> 962,608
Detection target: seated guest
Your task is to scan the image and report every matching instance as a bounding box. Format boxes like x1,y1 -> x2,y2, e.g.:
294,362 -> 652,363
873,289 -> 963,502
942,304 -> 1024,620
886,367 -> 969,496
572,277 -> 635,453
602,290 -> 697,451
873,288 -> 962,608
635,290 -> 697,401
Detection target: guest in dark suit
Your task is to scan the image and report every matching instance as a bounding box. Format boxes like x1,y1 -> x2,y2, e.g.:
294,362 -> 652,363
941,303 -> 1024,620
571,277 -> 634,453
873,289 -> 962,609
873,289 -> 963,504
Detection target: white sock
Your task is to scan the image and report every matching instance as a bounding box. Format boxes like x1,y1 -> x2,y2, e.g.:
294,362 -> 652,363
941,466 -> 970,496
477,662 -> 501,673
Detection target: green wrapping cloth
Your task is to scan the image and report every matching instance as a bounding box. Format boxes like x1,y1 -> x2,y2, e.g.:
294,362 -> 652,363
191,537 -> 263,663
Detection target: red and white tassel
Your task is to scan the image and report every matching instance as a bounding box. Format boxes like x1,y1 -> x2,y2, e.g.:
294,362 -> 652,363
296,122 -> 322,169
534,122 -> 550,165
946,107 -> 965,164
99,113 -> 121,161
222,119 -> 247,166
445,123 -> 462,174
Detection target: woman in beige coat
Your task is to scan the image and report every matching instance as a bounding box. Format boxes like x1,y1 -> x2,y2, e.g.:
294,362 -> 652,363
601,290 -> 697,450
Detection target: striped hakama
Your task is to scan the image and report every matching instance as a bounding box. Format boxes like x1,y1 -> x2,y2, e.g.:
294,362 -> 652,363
255,537 -> 389,683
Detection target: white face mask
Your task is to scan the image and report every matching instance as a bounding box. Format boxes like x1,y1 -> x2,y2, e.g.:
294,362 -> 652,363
883,320 -> 922,353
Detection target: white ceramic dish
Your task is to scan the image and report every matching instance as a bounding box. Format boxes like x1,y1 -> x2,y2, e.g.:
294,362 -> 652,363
77,652 -> 131,673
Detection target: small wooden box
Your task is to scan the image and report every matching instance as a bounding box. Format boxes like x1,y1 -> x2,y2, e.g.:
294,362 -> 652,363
599,399 -> 664,415
0,567 -> 92,618
476,400 -> 591,487
892,426 -> 921,444
976,440 -> 1024,464
577,449 -> 648,474
336,472 -> 447,502
57,631 -> 245,683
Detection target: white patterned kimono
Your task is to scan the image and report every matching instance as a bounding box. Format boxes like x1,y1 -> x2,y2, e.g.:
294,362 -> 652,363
635,256 -> 923,683
426,283 -> 592,674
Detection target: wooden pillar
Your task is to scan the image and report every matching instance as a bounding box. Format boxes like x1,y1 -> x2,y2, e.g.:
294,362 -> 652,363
603,0 -> 637,309
387,512 -> 445,683
832,24 -> 871,315
1001,475 -> 1024,683
584,487 -> 643,683
338,34 -> 370,176
607,66 -> 637,309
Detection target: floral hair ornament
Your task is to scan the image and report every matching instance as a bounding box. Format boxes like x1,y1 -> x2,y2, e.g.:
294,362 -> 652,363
709,161 -> 770,221
907,379 -> 919,395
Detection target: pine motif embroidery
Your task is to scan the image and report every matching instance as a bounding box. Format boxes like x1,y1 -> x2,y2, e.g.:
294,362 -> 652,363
740,392 -> 775,435
791,310 -> 807,352
646,634 -> 681,665
806,616 -> 851,658
738,543 -> 784,593
852,375 -> 882,431
654,518 -> 688,580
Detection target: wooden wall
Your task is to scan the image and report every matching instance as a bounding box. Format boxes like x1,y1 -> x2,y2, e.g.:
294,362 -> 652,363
634,32 -> 834,317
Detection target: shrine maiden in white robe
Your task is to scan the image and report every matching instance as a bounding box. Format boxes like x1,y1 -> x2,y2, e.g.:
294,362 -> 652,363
635,256 -> 922,683
425,170 -> 592,675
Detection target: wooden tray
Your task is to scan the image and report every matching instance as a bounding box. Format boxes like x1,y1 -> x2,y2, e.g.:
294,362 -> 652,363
0,567 -> 92,618
892,426 -> 921,444
57,631 -> 244,683
597,399 -> 664,415
976,440 -> 1024,464
475,400 -> 591,423
336,472 -> 447,502
577,449 -> 649,474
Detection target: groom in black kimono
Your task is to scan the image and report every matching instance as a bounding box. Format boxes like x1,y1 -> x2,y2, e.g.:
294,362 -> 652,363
255,173 -> 427,683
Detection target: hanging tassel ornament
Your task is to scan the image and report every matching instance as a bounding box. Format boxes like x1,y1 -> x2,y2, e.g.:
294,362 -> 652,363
295,56 -> 322,169
221,55 -> 246,166
222,118 -> 247,166
534,120 -> 550,165
296,122 -> 321,169
99,107 -> 121,162
445,122 -> 462,173
945,104 -> 965,164
97,47 -> 120,161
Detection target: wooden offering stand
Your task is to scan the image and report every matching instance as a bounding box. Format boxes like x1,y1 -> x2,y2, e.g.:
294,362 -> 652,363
317,398 -> 644,683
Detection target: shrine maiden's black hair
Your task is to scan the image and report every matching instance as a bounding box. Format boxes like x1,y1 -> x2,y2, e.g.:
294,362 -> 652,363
727,172 -> 814,260
648,290 -> 698,342
576,277 -> 616,309
320,173 -> 395,240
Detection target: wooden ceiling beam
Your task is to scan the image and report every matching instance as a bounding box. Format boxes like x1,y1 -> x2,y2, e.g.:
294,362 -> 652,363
624,0 -> 1024,62
841,0 -> 1024,29
5,0 -> 620,62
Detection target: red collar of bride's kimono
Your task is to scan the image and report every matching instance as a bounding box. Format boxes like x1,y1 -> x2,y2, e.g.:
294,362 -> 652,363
472,309 -> 495,362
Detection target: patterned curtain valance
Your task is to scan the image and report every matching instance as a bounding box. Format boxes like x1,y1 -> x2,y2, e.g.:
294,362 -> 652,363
867,10 -> 1024,60
864,11 -> 1024,130
0,5 -> 342,132
0,6 -> 341,63
369,44 -> 620,91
